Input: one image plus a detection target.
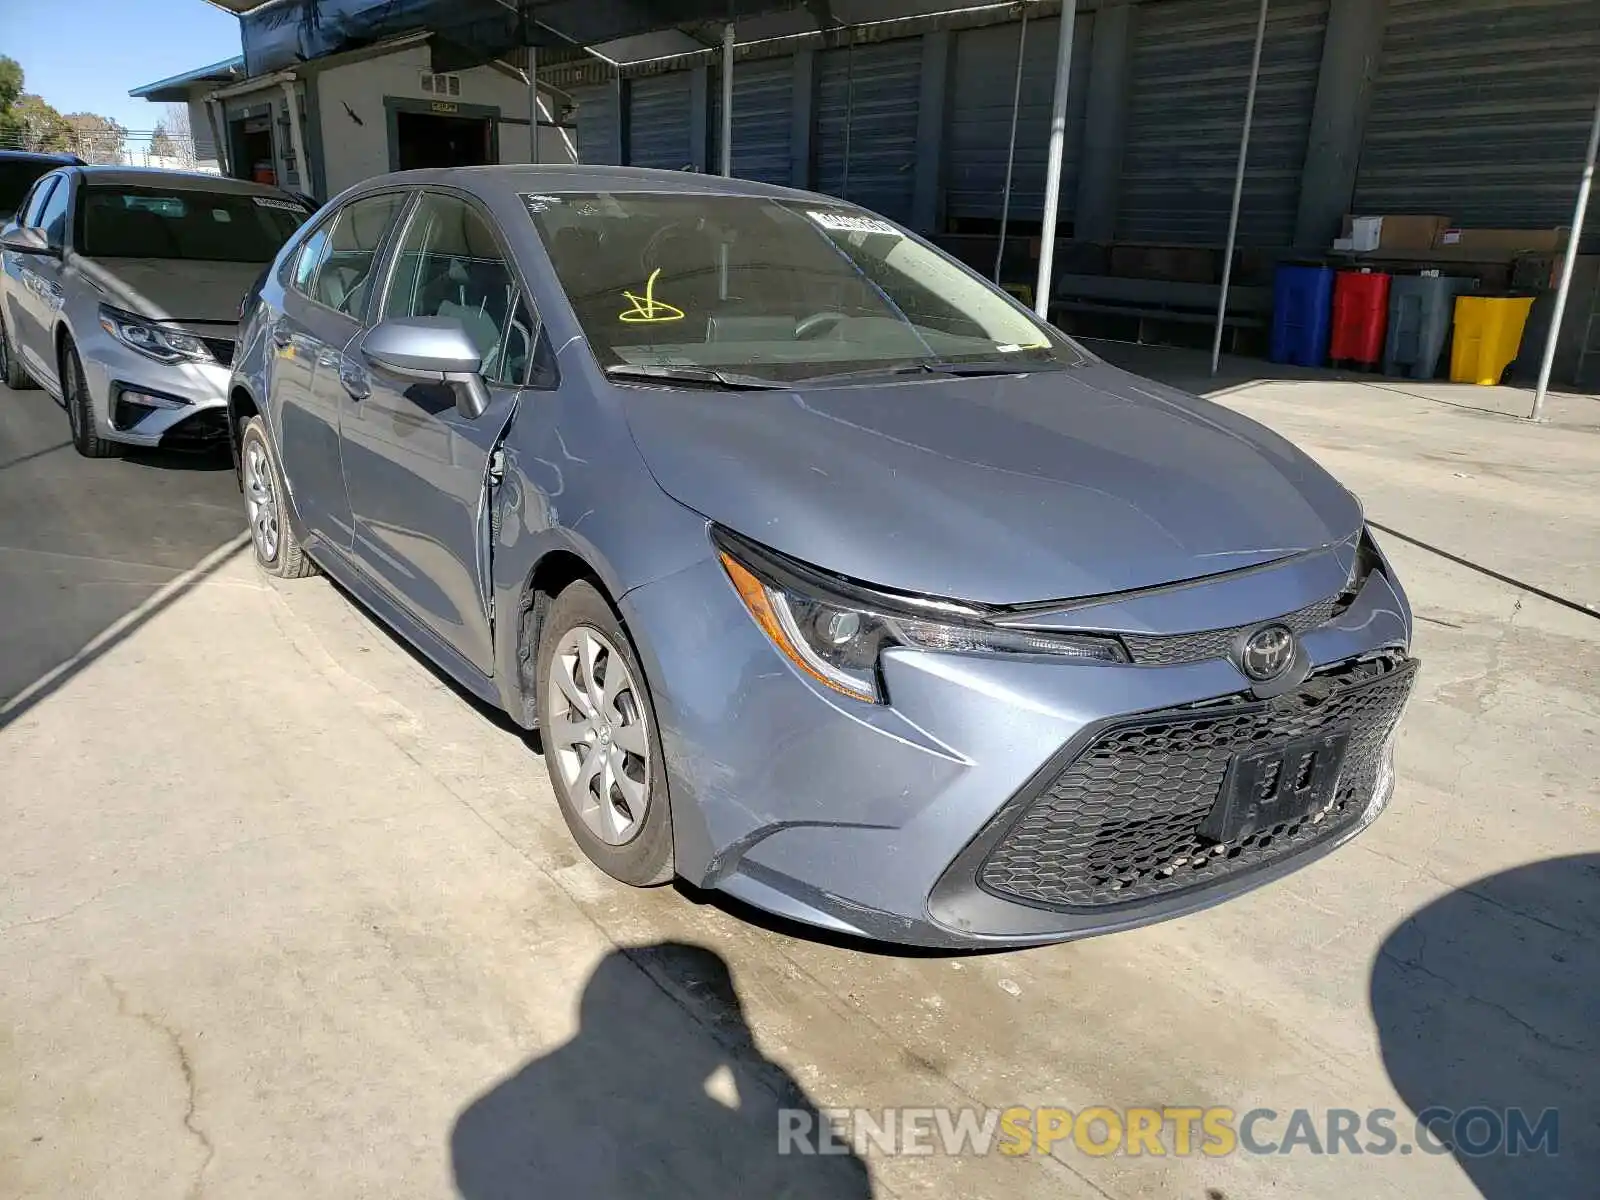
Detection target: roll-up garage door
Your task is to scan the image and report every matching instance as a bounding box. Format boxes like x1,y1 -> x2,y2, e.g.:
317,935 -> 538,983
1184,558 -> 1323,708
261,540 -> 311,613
814,38 -> 923,223
709,57 -> 796,185
1118,0 -> 1329,246
946,14 -> 1094,224
573,83 -> 621,165
629,73 -> 697,170
1353,0 -> 1600,239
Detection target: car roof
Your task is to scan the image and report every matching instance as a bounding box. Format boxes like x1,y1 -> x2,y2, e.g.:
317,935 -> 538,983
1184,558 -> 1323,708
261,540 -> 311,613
0,149 -> 83,165
352,163 -> 822,205
69,166 -> 299,199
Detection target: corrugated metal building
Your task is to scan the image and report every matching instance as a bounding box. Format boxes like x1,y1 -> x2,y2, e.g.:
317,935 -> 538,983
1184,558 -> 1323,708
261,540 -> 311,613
542,0 -> 1600,382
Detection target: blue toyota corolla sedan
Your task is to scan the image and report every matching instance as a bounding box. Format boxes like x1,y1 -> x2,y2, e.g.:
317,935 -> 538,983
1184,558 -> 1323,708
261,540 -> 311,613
228,165 -> 1417,948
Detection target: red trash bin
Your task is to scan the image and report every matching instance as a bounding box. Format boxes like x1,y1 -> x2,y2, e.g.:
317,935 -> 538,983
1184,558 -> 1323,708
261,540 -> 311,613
1329,270 -> 1391,366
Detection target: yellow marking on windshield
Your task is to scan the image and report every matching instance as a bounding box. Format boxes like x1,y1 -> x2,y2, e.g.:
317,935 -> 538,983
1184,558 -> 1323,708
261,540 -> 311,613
619,269 -> 685,324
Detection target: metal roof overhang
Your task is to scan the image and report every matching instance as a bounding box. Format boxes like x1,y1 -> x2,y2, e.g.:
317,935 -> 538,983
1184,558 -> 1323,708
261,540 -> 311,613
128,55 -> 247,101
204,0 -> 1029,75
213,0 -> 822,76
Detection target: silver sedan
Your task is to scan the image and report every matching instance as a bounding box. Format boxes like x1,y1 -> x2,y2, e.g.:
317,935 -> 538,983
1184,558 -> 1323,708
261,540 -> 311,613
0,166 -> 310,456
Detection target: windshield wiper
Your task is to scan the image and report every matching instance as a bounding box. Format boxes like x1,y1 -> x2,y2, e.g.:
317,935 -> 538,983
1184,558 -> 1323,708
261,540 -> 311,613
800,358 -> 1065,384
604,364 -> 791,390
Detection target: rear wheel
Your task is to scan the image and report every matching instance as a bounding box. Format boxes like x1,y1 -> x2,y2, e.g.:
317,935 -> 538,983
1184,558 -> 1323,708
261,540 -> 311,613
63,340 -> 119,458
239,416 -> 315,578
537,581 -> 673,886
0,312 -> 32,389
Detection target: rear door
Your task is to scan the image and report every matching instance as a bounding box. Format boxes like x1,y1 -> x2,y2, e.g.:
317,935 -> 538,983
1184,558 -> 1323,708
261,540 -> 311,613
340,190 -> 534,675
269,190 -> 409,551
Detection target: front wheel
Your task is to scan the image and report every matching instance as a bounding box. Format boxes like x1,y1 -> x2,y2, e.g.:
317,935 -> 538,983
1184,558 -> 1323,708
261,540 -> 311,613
536,581 -> 673,886
63,340 -> 119,458
239,416 -> 315,578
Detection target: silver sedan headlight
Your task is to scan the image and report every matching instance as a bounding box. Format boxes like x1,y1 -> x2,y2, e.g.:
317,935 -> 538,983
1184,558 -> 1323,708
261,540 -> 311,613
98,304 -> 214,365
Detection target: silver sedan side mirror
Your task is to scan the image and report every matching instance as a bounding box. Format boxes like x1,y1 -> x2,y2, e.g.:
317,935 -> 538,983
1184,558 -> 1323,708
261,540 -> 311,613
362,316 -> 491,419
0,227 -> 54,257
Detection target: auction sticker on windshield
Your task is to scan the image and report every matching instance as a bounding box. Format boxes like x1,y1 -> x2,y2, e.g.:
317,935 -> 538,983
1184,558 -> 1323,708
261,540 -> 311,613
806,210 -> 901,237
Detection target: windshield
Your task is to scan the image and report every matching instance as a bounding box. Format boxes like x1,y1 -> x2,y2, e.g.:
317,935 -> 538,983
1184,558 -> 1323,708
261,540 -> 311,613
79,185 -> 308,262
525,192 -> 1085,383
0,161 -> 55,221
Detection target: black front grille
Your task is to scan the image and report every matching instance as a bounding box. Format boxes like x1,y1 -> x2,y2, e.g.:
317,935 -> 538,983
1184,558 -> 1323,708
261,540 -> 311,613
201,337 -> 236,366
979,658 -> 1417,910
1121,594 -> 1340,666
159,408 -> 229,446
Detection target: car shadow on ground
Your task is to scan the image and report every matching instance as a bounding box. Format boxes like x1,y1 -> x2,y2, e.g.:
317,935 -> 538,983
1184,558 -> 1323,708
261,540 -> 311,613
450,941 -> 874,1199
0,386 -> 248,728
1370,853 -> 1598,1196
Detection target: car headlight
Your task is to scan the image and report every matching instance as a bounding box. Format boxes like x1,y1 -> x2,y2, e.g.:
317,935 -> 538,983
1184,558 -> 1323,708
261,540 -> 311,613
98,304 -> 213,365
714,528 -> 1126,704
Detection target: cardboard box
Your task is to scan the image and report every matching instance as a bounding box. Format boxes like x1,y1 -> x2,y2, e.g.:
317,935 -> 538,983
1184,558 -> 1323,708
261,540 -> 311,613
1339,214 -> 1451,252
1434,227 -> 1569,254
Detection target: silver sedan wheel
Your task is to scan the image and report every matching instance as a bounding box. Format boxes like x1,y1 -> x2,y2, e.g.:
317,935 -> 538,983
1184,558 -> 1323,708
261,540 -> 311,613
546,625 -> 651,846
244,440 -> 280,563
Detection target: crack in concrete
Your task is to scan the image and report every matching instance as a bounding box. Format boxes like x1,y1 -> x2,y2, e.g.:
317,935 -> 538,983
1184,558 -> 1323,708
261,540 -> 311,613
1377,945 -> 1583,1055
102,975 -> 214,1199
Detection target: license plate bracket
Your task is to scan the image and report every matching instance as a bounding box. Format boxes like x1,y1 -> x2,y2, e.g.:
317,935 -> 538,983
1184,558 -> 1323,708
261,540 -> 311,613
1199,730 -> 1351,845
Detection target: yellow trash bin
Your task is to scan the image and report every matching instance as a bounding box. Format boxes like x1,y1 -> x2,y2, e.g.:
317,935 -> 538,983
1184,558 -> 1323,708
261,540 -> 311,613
1450,295 -> 1535,386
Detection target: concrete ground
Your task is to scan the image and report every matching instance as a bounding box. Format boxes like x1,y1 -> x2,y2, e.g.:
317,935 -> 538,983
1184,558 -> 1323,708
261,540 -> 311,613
1,352 -> 1595,1200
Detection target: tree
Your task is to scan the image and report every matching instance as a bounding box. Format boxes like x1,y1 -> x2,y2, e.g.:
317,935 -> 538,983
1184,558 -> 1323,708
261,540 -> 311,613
0,56 -> 23,147
64,112 -> 126,164
14,94 -> 73,152
149,122 -> 176,157
0,56 -> 22,115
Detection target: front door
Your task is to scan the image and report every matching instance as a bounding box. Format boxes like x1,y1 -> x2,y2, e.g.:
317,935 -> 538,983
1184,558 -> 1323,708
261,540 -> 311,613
340,191 -> 533,676
10,176 -> 70,386
270,190 -> 408,551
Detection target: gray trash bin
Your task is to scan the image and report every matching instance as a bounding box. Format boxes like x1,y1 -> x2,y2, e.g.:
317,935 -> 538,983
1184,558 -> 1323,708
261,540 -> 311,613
1383,275 -> 1477,379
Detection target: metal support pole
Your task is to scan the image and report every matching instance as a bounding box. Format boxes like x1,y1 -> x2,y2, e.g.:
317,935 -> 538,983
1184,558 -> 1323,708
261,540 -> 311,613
994,7 -> 1029,284
279,78 -> 308,196
528,40 -> 540,164
1211,0 -> 1269,376
1034,0 -> 1076,319
721,22 -> 736,177
1532,83 -> 1600,421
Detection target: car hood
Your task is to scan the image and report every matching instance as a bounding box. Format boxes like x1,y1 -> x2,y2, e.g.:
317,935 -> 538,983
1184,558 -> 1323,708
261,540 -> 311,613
73,256 -> 263,325
620,361 -> 1363,606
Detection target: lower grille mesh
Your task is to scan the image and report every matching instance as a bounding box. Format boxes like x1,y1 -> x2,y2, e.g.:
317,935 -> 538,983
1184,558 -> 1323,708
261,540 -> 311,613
979,659 -> 1416,909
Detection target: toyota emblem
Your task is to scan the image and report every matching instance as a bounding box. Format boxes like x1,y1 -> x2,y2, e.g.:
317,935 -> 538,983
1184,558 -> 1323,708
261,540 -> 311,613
1239,624 -> 1295,682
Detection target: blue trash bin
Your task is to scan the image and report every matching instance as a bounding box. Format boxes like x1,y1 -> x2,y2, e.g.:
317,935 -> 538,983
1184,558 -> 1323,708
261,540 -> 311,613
1270,265 -> 1335,366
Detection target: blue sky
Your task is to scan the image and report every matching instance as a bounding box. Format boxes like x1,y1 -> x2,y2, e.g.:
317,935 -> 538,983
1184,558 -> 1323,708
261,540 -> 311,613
1,0 -> 243,133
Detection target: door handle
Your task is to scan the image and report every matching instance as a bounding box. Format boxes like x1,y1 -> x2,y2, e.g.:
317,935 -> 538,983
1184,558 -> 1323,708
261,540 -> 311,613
338,356 -> 369,400
271,327 -> 292,348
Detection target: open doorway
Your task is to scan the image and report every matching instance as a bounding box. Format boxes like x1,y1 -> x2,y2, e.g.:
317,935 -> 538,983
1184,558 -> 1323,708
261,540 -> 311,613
230,115 -> 276,185
394,110 -> 495,170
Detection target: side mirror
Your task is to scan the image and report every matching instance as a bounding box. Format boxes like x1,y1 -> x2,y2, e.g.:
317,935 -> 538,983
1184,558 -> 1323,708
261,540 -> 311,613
0,227 -> 54,256
362,316 -> 491,419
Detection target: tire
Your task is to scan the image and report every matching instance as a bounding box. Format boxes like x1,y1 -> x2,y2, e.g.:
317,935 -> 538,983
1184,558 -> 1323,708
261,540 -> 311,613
239,415 -> 316,578
536,580 -> 673,886
0,311 -> 34,389
62,339 -> 119,458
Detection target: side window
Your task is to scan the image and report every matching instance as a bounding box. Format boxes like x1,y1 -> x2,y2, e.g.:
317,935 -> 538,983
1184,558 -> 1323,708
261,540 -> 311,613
36,179 -> 70,250
312,191 -> 406,317
381,193 -> 529,384
290,221 -> 333,297
23,178 -> 58,229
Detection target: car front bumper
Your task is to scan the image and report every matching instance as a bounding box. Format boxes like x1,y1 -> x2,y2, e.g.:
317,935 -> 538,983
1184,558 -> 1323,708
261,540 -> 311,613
78,333 -> 233,447
621,539 -> 1416,949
